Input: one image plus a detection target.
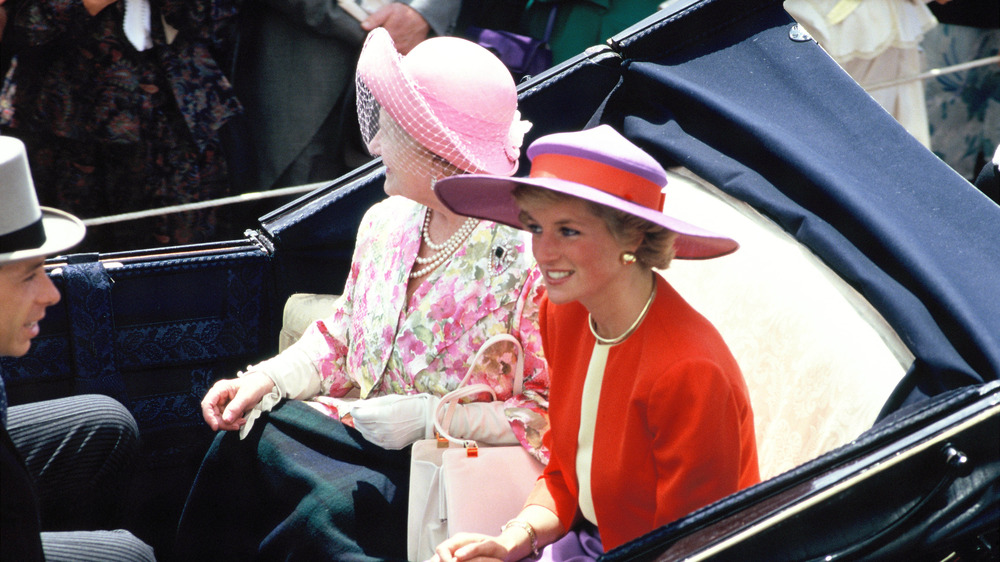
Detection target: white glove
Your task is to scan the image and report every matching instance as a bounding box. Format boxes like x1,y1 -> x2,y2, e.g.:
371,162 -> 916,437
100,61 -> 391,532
350,393 -> 522,450
349,394 -> 440,450
443,401 -> 519,446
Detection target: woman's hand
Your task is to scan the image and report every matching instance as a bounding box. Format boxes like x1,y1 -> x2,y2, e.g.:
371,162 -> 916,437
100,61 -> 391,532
433,503 -> 560,561
200,372 -> 275,431
431,532 -> 512,562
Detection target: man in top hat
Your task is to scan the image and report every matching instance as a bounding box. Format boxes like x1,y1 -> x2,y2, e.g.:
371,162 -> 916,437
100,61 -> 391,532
0,136 -> 155,561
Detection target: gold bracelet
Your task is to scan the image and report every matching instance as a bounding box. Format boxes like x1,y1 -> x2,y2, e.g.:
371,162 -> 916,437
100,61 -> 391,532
501,519 -> 539,556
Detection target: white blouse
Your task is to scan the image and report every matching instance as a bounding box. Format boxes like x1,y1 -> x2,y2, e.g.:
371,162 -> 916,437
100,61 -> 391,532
575,342 -> 612,525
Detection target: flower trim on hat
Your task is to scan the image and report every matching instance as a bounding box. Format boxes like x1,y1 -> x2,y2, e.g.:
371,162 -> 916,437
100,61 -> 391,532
506,111 -> 533,163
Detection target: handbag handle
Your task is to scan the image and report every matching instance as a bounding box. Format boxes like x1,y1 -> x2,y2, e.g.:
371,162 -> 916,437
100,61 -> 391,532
521,5 -> 559,73
434,334 -> 525,454
540,4 -> 558,44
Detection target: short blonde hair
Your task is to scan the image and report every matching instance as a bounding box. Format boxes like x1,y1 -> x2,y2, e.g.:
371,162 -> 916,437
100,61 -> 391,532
512,185 -> 677,269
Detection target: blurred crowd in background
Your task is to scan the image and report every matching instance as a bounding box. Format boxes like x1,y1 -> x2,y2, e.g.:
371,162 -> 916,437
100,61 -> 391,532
0,0 -> 996,253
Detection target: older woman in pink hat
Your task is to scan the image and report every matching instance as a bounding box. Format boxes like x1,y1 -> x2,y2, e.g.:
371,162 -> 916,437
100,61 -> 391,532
175,28 -> 549,560
431,125 -> 760,561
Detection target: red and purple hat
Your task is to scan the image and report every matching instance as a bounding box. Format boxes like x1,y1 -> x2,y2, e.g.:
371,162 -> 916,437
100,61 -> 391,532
434,125 -> 738,259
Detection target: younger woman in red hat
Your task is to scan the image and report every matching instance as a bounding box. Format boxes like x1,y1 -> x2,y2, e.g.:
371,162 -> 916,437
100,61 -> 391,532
432,125 -> 760,560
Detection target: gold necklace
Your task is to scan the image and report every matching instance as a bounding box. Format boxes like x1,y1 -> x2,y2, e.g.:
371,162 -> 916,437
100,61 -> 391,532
589,279 -> 657,346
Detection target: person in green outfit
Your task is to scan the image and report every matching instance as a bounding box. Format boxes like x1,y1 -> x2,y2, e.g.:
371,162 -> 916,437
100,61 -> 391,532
522,0 -> 663,65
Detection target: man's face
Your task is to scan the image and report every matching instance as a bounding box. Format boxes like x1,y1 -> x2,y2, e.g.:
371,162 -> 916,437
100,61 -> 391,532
0,257 -> 60,357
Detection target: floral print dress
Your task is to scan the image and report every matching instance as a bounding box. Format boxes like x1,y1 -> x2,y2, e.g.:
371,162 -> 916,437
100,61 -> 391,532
271,196 -> 550,460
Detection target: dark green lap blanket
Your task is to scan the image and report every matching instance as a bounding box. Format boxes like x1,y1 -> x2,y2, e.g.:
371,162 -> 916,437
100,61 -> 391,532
174,400 -> 410,561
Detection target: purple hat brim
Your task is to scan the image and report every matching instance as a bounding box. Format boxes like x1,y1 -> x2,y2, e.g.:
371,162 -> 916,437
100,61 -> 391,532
435,174 -> 739,260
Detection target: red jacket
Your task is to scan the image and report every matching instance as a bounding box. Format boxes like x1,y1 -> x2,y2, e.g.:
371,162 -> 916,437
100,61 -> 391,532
527,275 -> 759,550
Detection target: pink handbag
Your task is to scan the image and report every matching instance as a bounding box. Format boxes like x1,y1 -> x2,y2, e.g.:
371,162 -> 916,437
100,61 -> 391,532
407,334 -> 545,561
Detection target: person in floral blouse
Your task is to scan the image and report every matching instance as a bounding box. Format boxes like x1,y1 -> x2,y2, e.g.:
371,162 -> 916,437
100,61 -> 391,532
173,28 -> 549,561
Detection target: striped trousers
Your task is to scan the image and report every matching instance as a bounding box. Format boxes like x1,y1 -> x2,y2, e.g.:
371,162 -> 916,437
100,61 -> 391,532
5,394 -> 155,561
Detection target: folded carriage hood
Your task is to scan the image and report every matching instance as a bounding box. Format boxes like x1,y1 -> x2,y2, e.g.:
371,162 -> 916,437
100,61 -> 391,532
513,0 -> 999,416
260,0 -> 997,416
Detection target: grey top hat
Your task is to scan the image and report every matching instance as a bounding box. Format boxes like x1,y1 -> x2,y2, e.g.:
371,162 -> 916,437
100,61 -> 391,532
0,136 -> 85,264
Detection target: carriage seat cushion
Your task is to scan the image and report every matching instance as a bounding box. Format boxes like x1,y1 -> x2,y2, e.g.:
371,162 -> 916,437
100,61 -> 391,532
662,172 -> 909,480
279,293 -> 341,353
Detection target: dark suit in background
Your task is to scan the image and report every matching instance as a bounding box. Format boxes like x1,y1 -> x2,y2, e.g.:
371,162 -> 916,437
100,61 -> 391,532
227,0 -> 461,194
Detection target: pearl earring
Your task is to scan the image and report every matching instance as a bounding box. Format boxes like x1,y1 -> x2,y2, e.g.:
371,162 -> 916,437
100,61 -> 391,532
620,252 -> 637,266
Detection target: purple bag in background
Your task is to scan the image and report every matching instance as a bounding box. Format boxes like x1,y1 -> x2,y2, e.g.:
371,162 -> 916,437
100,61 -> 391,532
465,5 -> 559,81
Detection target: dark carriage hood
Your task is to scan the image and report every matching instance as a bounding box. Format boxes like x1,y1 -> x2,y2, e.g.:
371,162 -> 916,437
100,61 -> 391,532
490,0 -> 999,416
264,0 -> 1000,415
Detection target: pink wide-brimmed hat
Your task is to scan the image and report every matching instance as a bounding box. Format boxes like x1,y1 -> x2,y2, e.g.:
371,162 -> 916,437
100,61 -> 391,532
355,27 -> 531,176
434,125 -> 739,259
1,136 -> 85,264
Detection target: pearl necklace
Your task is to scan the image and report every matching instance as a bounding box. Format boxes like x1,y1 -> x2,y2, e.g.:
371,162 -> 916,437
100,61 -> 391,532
589,279 -> 657,346
410,209 -> 478,279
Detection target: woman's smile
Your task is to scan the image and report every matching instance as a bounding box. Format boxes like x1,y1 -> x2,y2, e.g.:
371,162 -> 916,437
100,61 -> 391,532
543,269 -> 573,283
